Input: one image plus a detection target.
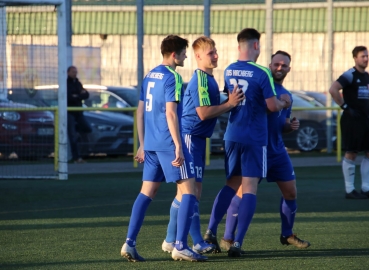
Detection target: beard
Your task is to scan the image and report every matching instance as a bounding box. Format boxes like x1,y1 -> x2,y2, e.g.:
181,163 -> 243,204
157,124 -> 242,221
272,73 -> 287,83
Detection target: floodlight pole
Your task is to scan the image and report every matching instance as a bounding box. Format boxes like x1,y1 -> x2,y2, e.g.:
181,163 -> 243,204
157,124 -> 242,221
57,0 -> 68,180
0,7 -> 7,99
265,0 -> 273,67
204,0 -> 211,37
66,0 -> 72,67
326,0 -> 333,153
136,0 -> 144,97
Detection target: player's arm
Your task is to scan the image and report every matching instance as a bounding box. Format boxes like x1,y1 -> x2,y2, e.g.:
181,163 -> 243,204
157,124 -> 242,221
283,117 -> 300,133
265,95 -> 290,112
196,85 -> 244,120
134,100 -> 145,163
136,100 -> 145,146
329,81 -> 344,106
166,101 -> 184,167
260,69 -> 291,112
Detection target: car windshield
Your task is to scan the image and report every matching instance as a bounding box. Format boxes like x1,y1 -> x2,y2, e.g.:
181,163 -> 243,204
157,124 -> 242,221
84,89 -> 130,109
109,89 -> 138,107
291,94 -> 317,107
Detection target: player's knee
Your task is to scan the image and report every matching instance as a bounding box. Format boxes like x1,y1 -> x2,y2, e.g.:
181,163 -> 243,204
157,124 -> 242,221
140,182 -> 160,199
345,152 -> 357,161
226,176 -> 242,191
282,187 -> 297,200
177,177 -> 196,195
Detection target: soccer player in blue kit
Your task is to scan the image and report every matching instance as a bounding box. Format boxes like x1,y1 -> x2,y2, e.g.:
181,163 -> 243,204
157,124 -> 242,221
203,28 -> 291,257
161,36 -> 245,255
121,35 -> 207,262
219,51 -> 310,254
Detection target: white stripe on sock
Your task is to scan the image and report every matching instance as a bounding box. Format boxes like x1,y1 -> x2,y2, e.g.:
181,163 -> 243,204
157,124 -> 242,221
361,157 -> 369,192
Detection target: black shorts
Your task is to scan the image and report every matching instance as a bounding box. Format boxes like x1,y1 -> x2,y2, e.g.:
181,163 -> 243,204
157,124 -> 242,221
340,112 -> 369,152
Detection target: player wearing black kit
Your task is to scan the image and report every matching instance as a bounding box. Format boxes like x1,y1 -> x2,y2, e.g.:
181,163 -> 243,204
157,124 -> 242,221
329,46 -> 369,199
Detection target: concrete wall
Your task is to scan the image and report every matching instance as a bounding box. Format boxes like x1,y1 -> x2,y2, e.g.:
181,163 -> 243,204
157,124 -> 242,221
5,32 -> 369,92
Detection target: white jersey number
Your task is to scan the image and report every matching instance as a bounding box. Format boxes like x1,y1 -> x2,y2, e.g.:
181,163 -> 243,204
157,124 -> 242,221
229,78 -> 248,106
195,166 -> 203,179
146,82 -> 155,112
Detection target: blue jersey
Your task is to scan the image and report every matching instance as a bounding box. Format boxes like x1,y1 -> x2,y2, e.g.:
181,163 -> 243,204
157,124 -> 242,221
182,69 -> 220,138
223,60 -> 276,146
140,65 -> 184,151
267,84 -> 293,153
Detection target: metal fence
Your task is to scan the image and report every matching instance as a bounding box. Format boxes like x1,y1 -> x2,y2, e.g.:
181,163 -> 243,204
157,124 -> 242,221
4,1 -> 369,92
1,0 -> 369,178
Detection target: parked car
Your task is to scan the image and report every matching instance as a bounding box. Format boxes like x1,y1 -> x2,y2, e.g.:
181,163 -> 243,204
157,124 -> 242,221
0,99 -> 54,159
291,90 -> 339,107
7,86 -> 134,156
102,85 -> 139,107
216,92 -> 337,152
79,110 -> 134,156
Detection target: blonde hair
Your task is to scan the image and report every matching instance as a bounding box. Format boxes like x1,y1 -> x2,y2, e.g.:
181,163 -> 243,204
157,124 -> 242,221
192,36 -> 216,52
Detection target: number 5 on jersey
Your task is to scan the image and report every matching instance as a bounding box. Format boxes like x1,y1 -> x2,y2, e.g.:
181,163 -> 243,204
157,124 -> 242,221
229,78 -> 248,106
146,81 -> 155,112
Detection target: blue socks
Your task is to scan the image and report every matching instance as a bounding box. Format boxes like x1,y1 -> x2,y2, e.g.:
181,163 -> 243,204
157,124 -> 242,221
189,200 -> 203,245
224,195 -> 241,240
165,198 -> 180,243
175,194 -> 196,251
234,193 -> 256,246
166,198 -> 203,246
280,197 -> 297,237
208,185 -> 236,235
125,193 -> 152,247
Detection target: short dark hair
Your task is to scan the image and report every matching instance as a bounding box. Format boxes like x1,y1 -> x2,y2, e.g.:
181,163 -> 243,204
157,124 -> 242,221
67,66 -> 76,72
352,46 -> 367,57
161,35 -> 189,57
237,28 -> 261,43
271,50 -> 291,61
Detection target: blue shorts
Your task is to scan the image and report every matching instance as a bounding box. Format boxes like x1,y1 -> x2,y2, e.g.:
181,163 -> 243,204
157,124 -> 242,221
183,134 -> 206,182
225,140 -> 267,179
262,150 -> 295,183
142,147 -> 195,183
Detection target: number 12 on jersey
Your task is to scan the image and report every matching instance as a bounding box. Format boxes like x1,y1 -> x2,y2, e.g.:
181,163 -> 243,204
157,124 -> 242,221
229,78 -> 248,106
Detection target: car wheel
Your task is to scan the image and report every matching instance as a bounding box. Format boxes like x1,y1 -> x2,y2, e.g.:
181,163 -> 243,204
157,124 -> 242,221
295,123 -> 321,152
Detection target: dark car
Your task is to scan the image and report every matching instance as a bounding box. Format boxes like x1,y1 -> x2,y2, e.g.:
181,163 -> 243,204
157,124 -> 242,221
79,110 -> 134,156
7,86 -> 134,157
216,92 -> 337,152
291,90 -> 339,107
0,99 -> 54,159
282,93 -> 337,151
103,86 -> 139,107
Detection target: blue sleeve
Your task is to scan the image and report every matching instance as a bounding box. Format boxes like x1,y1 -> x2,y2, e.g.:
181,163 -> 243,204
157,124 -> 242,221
188,76 -> 202,108
261,70 -> 276,100
164,75 -> 177,103
193,71 -> 212,107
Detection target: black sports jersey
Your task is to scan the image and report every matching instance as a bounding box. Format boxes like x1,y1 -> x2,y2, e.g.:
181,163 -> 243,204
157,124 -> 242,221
337,67 -> 369,118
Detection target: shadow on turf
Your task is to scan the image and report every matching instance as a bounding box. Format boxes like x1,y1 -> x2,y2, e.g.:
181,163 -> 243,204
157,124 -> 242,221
193,248 -> 369,262
1,214 -> 368,231
1,248 -> 368,268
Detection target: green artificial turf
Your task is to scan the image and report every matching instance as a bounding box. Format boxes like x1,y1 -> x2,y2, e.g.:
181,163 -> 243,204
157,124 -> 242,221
1,166 -> 368,269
